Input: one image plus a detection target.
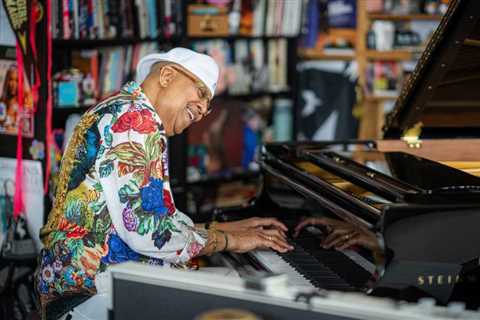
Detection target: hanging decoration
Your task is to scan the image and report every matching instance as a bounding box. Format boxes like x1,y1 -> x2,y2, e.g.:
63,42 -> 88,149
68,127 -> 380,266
45,0 -> 54,196
29,139 -> 45,160
2,0 -> 51,219
2,0 -> 31,219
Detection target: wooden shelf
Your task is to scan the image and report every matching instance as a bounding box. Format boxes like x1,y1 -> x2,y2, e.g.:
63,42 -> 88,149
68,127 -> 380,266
187,35 -> 297,40
221,90 -> 290,98
365,95 -> 398,102
298,48 -> 355,61
53,36 -> 174,48
365,50 -> 414,60
367,13 -> 443,21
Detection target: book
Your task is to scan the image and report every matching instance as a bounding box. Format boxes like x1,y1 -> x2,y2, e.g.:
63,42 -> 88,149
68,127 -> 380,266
252,0 -> 266,36
301,0 -> 319,48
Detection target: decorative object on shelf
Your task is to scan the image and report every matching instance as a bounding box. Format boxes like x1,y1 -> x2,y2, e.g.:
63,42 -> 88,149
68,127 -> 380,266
328,0 -> 357,28
438,0 -> 449,13
394,29 -> 421,48
54,69 -> 82,107
188,4 -> 229,37
367,61 -> 402,97
29,139 -> 45,160
423,0 -> 439,14
272,98 -> 293,142
0,55 -> 35,137
371,21 -> 395,51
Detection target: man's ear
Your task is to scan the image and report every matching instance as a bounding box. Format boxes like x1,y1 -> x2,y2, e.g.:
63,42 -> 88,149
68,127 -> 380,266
158,65 -> 177,87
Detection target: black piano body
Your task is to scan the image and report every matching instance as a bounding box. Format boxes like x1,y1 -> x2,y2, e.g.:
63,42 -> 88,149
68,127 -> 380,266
209,0 -> 480,309
213,141 -> 480,307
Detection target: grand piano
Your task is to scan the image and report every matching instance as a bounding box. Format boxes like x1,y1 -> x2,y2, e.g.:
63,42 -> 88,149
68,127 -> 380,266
211,0 -> 480,309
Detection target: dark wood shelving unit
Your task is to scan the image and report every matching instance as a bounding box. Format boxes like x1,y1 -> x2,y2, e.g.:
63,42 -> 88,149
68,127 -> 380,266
53,36 -> 165,48
52,2 -> 300,212
187,35 -> 297,41
367,13 -> 443,21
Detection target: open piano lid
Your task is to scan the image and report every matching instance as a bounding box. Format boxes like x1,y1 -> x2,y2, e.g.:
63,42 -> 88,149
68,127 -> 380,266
382,0 -> 480,139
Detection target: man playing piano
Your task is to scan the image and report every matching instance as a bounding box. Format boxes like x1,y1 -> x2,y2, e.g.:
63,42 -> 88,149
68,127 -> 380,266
294,217 -> 382,254
36,48 -> 293,320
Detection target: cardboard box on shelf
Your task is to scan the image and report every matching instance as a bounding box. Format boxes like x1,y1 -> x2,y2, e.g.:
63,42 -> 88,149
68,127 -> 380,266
187,5 -> 229,37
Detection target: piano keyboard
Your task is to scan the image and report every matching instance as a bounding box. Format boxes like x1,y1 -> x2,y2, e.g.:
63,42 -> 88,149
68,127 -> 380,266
249,227 -> 375,292
250,249 -> 316,291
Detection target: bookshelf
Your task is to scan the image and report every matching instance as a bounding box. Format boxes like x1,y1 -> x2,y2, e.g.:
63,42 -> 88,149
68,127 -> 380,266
53,37 -> 168,48
51,0 -> 302,214
364,49 -> 415,60
298,48 -> 355,61
356,0 -> 443,139
367,13 -> 443,21
298,1 -> 443,140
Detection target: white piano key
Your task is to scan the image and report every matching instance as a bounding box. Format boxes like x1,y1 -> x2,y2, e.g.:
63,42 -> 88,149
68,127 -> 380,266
250,249 -> 316,291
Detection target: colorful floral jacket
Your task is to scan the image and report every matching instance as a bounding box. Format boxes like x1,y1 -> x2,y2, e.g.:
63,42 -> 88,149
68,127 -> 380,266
36,82 -> 207,306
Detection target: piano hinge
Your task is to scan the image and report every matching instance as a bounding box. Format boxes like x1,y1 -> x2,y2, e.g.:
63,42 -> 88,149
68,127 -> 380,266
402,122 -> 423,148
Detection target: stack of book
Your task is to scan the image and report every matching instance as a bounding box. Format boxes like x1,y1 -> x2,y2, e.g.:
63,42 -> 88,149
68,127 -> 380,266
54,42 -> 158,108
51,0 -> 183,40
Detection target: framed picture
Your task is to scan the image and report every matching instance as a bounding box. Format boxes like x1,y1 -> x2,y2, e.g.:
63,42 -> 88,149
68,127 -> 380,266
0,46 -> 34,137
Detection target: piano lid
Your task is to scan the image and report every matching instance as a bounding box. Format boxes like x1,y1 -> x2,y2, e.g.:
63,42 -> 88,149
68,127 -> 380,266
383,0 -> 480,139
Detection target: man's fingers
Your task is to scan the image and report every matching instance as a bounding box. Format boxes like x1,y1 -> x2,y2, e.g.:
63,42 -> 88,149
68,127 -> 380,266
321,229 -> 346,248
294,218 -> 321,236
323,234 -> 347,249
294,217 -> 342,237
262,228 -> 287,240
335,232 -> 359,250
293,219 -> 312,236
324,231 -> 358,249
254,218 -> 288,232
261,233 -> 293,252
270,234 -> 293,251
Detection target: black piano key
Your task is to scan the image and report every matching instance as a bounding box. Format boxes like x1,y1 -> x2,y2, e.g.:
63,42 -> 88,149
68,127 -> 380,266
276,230 -> 373,290
290,228 -> 374,288
306,247 -> 373,288
278,249 -> 354,290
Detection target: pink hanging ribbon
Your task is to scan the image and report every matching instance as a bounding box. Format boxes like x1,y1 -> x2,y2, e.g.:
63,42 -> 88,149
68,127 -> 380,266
29,1 -> 41,112
13,44 -> 25,220
44,0 -> 53,194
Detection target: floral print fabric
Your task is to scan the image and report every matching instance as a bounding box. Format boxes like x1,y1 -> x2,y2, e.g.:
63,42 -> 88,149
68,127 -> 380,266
36,81 -> 207,305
